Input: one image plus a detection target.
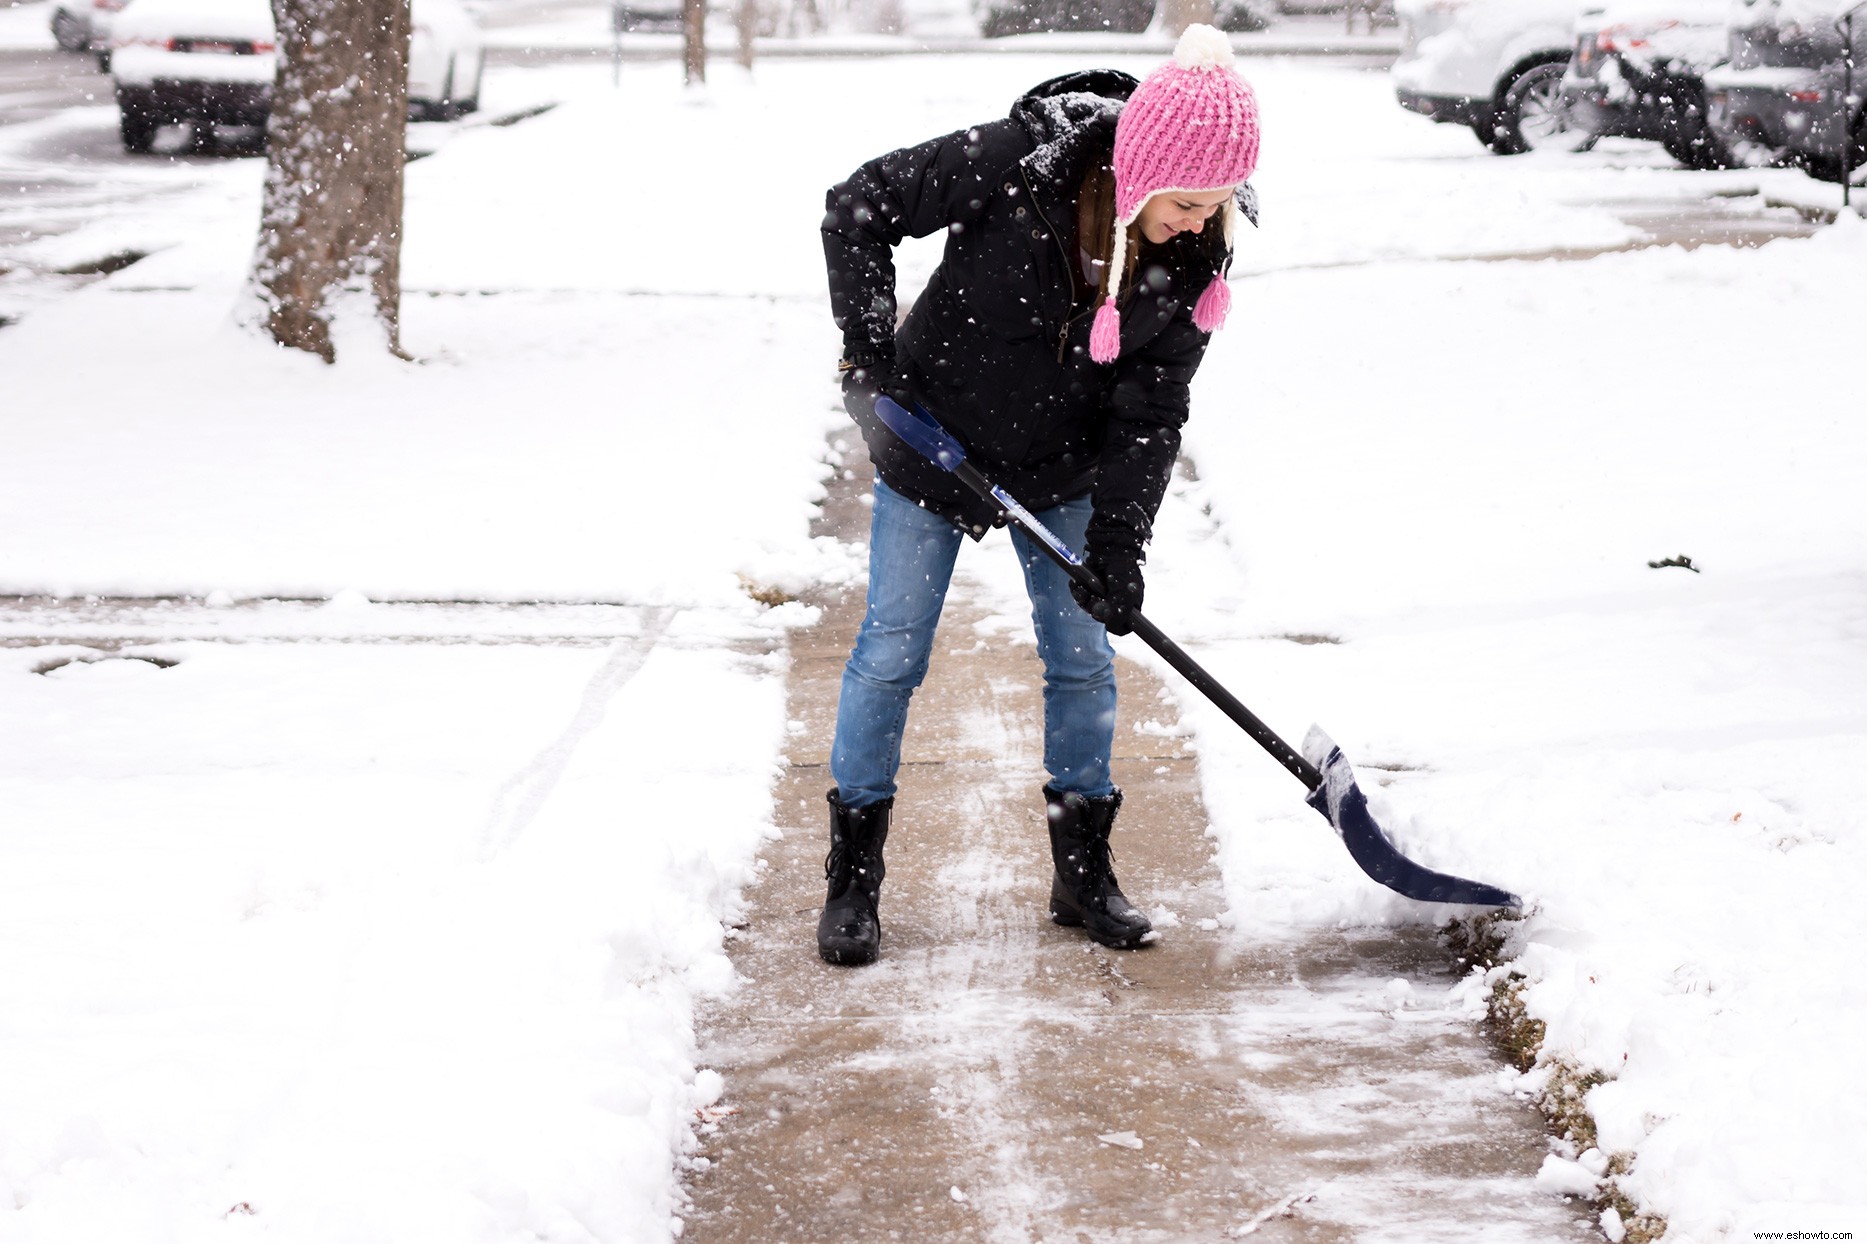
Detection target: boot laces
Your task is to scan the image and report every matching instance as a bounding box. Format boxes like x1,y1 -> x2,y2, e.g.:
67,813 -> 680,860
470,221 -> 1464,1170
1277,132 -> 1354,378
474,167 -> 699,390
824,842 -> 880,925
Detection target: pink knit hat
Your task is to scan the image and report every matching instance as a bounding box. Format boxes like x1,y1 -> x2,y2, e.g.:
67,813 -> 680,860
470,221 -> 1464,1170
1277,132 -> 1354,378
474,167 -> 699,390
1090,24 -> 1261,364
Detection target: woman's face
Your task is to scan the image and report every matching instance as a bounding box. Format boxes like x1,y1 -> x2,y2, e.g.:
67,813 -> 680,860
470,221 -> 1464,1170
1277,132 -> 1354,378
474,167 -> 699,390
1135,187 -> 1235,245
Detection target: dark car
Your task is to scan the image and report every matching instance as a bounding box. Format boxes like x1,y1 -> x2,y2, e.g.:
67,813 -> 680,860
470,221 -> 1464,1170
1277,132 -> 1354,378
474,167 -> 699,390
611,0 -> 684,33
977,0 -> 1152,35
977,0 -> 1272,36
1705,0 -> 1867,182
1561,0 -> 1745,167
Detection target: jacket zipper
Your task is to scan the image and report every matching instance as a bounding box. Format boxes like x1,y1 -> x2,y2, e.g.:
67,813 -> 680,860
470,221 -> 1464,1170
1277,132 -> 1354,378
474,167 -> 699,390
1021,166 -> 1080,363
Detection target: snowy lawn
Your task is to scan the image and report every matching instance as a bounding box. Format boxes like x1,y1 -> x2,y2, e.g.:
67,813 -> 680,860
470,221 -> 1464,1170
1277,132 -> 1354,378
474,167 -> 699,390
1150,230 -> 1867,1244
1,46 -> 1862,1244
0,2 -> 56,50
2,623 -> 782,1240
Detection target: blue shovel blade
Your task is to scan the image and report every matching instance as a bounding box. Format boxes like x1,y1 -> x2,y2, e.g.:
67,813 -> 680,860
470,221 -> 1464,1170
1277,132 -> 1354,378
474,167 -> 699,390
1301,727 -> 1521,909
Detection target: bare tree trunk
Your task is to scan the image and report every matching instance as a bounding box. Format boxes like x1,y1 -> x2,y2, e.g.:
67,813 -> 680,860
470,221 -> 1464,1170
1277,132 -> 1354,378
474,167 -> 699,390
253,0 -> 411,362
683,0 -> 706,85
1153,0 -> 1214,36
735,0 -> 757,70
787,0 -> 822,36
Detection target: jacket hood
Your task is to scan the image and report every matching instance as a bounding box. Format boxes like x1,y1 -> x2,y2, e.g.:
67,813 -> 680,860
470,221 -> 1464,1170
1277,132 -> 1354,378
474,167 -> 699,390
1009,70 -> 1137,184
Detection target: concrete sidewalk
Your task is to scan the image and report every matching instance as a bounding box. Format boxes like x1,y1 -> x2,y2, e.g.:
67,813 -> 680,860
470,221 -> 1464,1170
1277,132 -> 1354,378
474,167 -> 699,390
681,442 -> 1595,1243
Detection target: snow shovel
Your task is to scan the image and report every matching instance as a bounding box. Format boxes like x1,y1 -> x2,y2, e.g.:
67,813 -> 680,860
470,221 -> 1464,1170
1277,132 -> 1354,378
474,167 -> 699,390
871,395 -> 1520,910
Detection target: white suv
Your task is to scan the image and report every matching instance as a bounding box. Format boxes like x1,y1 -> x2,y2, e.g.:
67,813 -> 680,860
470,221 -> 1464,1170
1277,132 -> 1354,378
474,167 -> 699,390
1393,0 -> 1595,153
110,0 -> 483,153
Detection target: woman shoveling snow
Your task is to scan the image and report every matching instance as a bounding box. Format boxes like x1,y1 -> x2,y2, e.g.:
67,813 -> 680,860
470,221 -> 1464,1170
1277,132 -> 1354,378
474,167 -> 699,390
816,26 -> 1260,965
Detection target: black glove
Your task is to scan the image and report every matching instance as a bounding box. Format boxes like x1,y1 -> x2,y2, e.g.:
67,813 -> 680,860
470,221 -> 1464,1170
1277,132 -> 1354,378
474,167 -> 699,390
839,348 -> 907,410
839,349 -> 911,458
1071,540 -> 1145,636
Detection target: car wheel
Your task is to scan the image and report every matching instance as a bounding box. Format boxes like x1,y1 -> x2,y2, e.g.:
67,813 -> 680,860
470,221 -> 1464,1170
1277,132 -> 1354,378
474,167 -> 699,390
119,102 -> 158,154
52,10 -> 88,51
436,55 -> 457,119
1802,114 -> 1866,184
456,53 -> 483,114
1492,60 -> 1595,156
1471,108 -> 1515,153
1662,124 -> 1730,170
1656,82 -> 1734,170
1803,151 -> 1862,183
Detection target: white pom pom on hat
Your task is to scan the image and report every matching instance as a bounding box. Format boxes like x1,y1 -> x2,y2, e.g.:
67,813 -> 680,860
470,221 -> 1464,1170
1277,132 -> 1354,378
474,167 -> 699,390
1172,21 -> 1237,70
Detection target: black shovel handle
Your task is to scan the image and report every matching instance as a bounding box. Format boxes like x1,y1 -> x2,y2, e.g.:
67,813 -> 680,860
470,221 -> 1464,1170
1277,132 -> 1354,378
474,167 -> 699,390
875,397 -> 1322,793
953,457 -> 1323,792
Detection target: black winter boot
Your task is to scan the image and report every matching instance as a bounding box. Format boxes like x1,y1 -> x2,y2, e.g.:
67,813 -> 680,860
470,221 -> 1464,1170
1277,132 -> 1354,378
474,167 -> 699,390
1045,786 -> 1153,949
817,789 -> 892,965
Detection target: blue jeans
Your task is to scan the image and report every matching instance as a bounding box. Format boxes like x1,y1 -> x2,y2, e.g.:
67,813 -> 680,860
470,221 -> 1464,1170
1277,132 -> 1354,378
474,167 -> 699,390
831,478 -> 1118,809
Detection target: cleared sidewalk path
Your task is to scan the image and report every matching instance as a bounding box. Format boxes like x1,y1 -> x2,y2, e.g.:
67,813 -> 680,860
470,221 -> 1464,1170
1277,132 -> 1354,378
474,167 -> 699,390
684,443 -> 1594,1243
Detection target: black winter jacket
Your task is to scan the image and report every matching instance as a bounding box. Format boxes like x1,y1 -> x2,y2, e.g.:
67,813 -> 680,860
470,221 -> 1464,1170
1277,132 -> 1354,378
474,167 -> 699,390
822,69 -> 1231,544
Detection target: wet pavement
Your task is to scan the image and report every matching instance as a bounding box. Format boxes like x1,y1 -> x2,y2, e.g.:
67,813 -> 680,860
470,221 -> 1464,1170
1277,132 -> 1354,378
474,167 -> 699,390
681,443 -> 1597,1243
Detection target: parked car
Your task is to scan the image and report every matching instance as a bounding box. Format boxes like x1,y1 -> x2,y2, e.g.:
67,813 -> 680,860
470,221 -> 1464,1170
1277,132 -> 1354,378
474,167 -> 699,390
977,0 -> 1151,36
976,0 -> 1270,36
609,0 -> 790,36
610,0 -> 684,34
1392,0 -> 1595,153
1209,0 -> 1280,30
1705,0 -> 1867,181
50,0 -> 128,63
110,0 -> 483,153
1561,0 -> 1739,167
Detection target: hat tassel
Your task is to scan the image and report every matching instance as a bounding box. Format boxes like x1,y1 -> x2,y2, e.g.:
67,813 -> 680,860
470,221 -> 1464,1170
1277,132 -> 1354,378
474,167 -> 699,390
1192,275 -> 1231,333
1192,197 -> 1236,334
1091,217 -> 1132,364
1090,297 -> 1122,364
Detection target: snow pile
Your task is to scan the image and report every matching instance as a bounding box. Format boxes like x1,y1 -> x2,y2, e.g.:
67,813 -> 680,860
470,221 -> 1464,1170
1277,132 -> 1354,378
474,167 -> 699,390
0,0 -> 56,50
1,629 -> 783,1241
0,56 -> 852,1244
0,64 -> 857,605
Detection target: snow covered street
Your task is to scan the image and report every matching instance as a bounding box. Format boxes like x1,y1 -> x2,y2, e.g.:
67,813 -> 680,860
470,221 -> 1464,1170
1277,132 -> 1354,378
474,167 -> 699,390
1,40 -> 1863,1244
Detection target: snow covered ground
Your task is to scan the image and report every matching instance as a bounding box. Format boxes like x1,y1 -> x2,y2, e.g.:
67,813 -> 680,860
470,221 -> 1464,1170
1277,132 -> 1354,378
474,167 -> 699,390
0,2 -> 55,50
1,46 -> 1862,1244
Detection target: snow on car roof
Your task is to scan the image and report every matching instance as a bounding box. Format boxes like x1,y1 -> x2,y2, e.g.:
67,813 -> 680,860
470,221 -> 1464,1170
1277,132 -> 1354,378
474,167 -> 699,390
1735,0 -> 1867,25
1577,0 -> 1730,25
113,0 -> 273,40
